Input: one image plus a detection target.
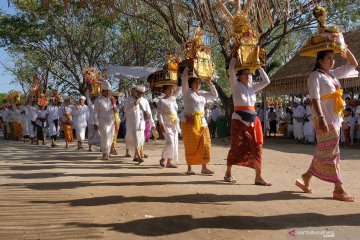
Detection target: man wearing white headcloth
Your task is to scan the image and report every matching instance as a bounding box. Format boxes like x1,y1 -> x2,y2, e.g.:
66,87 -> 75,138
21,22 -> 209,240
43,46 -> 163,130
73,95 -> 89,150
292,98 -> 306,143
303,95 -> 315,144
46,97 -> 59,147
124,84 -> 155,164
94,80 -> 116,160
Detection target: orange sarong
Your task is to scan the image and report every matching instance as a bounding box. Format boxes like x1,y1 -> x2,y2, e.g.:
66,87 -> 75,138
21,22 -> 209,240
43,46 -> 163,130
181,120 -> 211,165
13,121 -> 23,139
63,123 -> 73,142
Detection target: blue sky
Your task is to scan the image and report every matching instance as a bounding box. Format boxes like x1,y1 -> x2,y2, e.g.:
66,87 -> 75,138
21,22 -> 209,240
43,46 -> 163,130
0,0 -> 21,93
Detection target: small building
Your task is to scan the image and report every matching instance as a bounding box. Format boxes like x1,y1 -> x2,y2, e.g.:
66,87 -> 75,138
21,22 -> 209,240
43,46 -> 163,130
266,28 -> 360,97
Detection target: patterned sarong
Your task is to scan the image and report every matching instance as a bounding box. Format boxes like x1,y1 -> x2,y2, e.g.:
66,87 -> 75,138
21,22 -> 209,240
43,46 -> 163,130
181,120 -> 211,165
13,122 -> 23,139
144,120 -> 151,141
308,122 -> 342,183
226,119 -> 262,169
88,124 -> 101,146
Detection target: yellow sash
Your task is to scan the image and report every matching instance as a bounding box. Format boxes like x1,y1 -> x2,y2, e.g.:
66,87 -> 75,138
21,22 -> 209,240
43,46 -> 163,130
320,89 -> 344,116
164,112 -> 178,124
185,111 -> 205,131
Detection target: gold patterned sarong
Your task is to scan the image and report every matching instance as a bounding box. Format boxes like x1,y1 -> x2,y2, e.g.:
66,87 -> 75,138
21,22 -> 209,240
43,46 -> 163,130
181,119 -> 210,165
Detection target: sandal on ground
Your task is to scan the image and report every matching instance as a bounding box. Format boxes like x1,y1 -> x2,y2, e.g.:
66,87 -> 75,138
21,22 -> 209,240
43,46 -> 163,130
333,192 -> 355,202
185,170 -> 196,175
159,159 -> 165,167
224,175 -> 236,183
125,154 -> 131,157
295,179 -> 312,193
51,143 -> 56,147
101,155 -> 109,161
166,164 -> 178,168
201,169 -> 215,175
255,180 -> 272,186
136,158 -> 144,165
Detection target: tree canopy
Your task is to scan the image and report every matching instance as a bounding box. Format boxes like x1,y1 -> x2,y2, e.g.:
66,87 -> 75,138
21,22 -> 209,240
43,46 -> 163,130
1,0 -> 359,112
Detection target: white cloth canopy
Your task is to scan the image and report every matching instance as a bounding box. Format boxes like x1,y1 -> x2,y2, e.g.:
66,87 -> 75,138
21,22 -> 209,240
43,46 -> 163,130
106,65 -> 161,81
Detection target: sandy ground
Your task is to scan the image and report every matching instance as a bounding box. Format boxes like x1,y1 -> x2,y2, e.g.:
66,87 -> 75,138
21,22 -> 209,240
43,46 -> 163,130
0,136 -> 360,240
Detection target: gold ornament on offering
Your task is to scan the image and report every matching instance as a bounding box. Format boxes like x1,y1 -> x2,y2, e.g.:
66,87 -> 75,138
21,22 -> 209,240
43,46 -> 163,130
37,93 -> 48,107
148,53 -> 181,93
51,90 -> 62,102
230,12 -> 266,73
180,27 -> 215,80
83,67 -> 102,96
82,67 -> 101,85
7,90 -> 22,104
299,6 -> 346,57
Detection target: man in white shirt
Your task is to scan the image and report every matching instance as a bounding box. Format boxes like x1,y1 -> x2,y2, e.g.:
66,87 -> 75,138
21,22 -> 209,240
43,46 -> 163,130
124,85 -> 155,164
292,99 -> 306,143
210,105 -> 221,138
73,96 -> 89,150
94,80 -> 116,160
303,96 -> 315,144
46,97 -> 60,147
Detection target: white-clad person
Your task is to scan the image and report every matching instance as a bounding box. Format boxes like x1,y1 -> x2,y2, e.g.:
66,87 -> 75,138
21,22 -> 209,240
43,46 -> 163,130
124,84 -> 155,164
73,95 -> 89,150
304,95 -> 315,144
20,102 -> 30,142
46,97 -> 60,147
86,89 -> 100,152
94,80 -> 116,160
27,99 -> 38,144
158,84 -> 181,168
292,98 -> 306,143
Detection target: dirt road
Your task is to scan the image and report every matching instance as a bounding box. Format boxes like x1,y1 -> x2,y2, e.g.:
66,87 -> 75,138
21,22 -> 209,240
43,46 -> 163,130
0,137 -> 359,240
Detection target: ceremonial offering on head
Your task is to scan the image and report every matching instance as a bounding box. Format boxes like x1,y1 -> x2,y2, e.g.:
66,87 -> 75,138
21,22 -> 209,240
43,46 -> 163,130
179,27 -> 215,80
51,90 -> 62,102
7,90 -> 22,104
83,67 -> 102,96
147,53 -> 181,93
299,6 -> 346,57
37,93 -> 49,107
228,12 -> 266,73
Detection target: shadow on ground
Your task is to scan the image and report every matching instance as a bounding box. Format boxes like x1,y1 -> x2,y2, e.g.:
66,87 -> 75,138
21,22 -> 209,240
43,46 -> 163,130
68,212 -> 360,236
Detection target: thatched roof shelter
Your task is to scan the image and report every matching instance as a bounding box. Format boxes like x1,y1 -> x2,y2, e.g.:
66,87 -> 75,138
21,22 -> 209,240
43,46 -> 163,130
266,28 -> 360,96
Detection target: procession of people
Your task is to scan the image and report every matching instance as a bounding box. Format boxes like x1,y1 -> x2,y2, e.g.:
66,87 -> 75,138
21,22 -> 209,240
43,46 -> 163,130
1,6 -> 359,205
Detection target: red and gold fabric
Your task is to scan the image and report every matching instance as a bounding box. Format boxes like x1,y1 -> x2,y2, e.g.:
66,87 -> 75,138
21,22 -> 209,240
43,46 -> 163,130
226,119 -> 262,170
234,106 -> 263,145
